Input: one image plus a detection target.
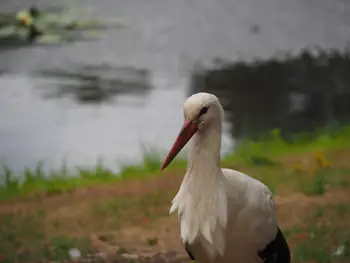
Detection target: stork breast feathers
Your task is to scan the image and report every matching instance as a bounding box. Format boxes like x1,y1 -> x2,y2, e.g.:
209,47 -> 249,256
171,179 -> 228,258
171,168 -> 277,260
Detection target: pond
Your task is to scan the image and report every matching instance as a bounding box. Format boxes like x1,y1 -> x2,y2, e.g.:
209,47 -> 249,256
1,0 -> 350,173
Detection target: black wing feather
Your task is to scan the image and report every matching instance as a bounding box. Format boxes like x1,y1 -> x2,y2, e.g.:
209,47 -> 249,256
258,227 -> 291,263
185,243 -> 195,260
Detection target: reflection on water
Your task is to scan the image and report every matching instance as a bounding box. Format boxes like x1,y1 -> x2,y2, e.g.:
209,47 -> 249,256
0,32 -> 101,52
0,5 -> 123,52
190,48 -> 350,139
0,70 -> 190,173
34,64 -> 152,103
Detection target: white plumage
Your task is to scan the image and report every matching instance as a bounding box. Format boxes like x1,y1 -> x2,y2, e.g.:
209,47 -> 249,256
161,92 -> 290,263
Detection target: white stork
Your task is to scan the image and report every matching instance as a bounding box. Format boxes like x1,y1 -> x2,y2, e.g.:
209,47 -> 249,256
160,92 -> 290,263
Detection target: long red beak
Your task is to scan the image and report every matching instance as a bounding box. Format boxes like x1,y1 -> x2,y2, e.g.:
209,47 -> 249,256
160,119 -> 198,171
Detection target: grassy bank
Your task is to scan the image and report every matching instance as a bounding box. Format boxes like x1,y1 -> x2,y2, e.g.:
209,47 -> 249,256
2,125 -> 350,201
0,126 -> 350,262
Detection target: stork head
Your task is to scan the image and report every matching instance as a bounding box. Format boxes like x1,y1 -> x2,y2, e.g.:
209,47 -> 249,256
161,92 -> 222,171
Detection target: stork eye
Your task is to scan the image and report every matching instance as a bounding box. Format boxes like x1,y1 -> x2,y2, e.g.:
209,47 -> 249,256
199,106 -> 209,116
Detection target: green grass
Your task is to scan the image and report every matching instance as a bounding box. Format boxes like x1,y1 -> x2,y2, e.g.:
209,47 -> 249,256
0,209 -> 91,263
284,202 -> 350,263
1,125 -> 350,201
223,125 -> 350,166
0,151 -> 185,201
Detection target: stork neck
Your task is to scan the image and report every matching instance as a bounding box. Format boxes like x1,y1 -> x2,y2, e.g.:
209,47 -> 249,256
187,120 -> 222,177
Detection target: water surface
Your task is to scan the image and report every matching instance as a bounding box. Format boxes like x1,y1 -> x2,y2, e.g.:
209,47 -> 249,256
1,0 -> 350,172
